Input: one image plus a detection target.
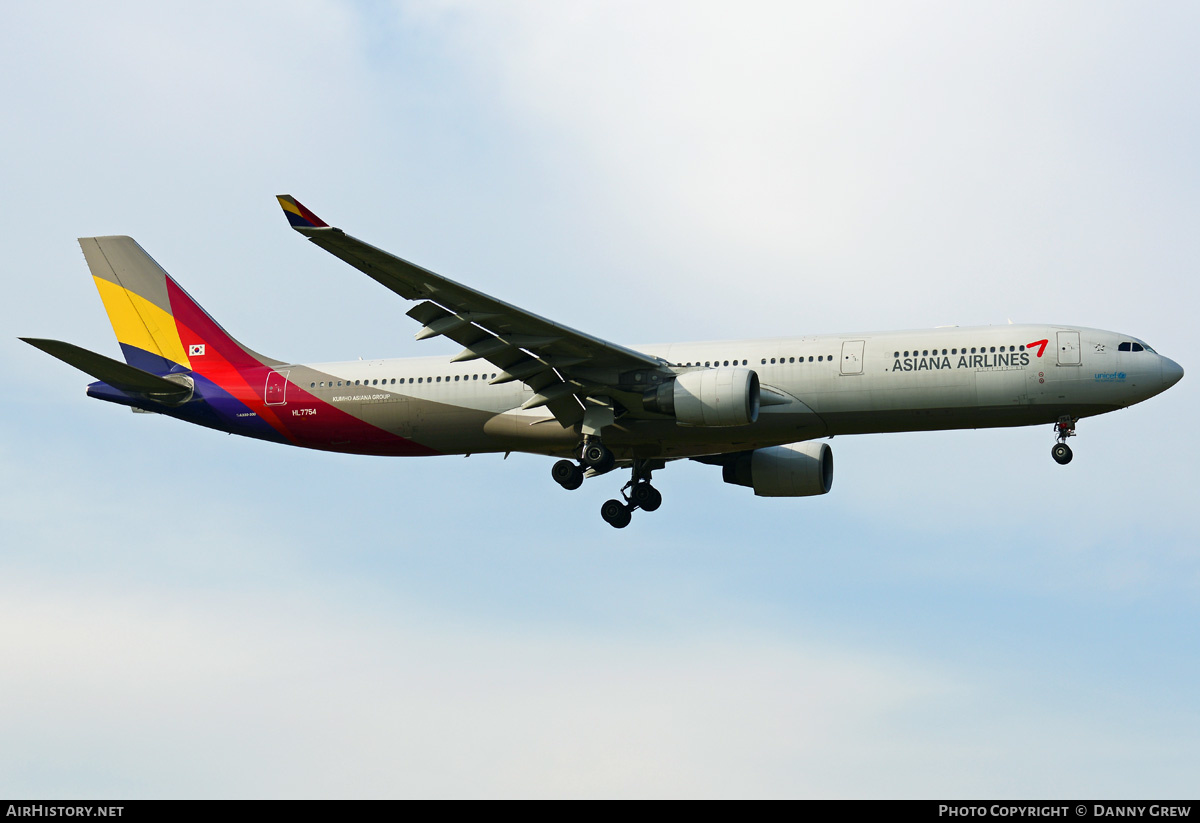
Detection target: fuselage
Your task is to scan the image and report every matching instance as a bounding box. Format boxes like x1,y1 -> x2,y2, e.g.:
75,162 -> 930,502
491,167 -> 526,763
93,323 -> 1182,462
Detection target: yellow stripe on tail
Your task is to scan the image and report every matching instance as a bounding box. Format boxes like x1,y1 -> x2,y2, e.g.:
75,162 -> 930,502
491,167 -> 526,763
91,274 -> 191,369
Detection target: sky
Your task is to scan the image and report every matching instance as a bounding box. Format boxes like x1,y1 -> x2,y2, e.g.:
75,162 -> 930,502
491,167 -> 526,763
1,0 -> 1198,798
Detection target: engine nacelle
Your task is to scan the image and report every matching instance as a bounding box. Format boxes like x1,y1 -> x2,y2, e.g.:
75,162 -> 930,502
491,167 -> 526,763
722,442 -> 833,497
642,367 -> 760,427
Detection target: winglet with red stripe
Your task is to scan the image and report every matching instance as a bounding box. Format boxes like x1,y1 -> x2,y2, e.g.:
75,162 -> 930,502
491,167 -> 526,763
277,194 -> 329,229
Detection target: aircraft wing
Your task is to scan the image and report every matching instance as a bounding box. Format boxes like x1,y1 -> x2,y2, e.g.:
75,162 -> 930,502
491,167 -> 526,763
278,195 -> 669,426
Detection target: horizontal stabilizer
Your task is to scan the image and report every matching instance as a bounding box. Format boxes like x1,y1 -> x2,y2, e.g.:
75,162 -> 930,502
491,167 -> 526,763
21,338 -> 193,403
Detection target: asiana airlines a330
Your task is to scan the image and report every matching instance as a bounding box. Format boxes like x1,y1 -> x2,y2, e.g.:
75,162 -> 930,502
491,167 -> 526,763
22,196 -> 1184,527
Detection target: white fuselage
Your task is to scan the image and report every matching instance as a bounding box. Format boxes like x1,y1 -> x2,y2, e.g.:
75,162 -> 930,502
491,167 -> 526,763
280,323 -> 1182,459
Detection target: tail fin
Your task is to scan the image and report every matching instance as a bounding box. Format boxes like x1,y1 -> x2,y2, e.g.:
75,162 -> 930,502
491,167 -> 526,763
81,236 -> 278,374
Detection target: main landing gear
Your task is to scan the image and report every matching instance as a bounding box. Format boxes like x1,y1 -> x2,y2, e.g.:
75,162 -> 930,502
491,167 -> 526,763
549,444 -> 664,529
550,437 -> 615,491
601,459 -> 662,529
1051,415 -> 1076,465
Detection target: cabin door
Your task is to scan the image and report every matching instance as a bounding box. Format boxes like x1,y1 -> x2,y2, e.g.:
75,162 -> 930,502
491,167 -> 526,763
264,370 -> 290,405
840,340 -> 865,375
1056,332 -> 1081,366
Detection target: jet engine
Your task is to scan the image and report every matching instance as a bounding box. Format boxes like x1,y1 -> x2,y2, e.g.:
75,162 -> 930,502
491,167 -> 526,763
721,441 -> 833,497
642,367 -> 760,427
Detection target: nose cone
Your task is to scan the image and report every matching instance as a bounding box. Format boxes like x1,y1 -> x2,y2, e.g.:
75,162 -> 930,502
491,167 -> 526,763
1162,357 -> 1184,389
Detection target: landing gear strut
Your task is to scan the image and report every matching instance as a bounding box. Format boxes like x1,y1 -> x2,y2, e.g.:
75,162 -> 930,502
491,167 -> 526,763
1051,415 -> 1076,465
600,458 -> 662,529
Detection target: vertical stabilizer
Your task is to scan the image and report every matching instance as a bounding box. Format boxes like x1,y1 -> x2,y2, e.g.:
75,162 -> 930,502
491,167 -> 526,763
80,236 -> 278,374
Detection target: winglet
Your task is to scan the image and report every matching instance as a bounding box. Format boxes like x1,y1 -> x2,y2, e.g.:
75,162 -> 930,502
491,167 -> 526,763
276,194 -> 329,229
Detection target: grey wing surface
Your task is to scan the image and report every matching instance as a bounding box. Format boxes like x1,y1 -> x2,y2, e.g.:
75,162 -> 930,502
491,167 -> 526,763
277,195 -> 670,426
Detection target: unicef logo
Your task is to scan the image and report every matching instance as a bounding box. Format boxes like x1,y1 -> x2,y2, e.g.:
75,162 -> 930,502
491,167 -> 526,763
1118,372 -> 1126,379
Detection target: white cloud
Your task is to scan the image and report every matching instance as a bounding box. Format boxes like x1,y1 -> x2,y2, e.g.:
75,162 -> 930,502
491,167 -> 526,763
394,1 -> 1200,337
5,574 -> 1196,797
0,578 -> 951,797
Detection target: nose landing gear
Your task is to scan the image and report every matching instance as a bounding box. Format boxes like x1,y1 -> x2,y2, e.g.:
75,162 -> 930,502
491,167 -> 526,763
1051,416 -> 1076,465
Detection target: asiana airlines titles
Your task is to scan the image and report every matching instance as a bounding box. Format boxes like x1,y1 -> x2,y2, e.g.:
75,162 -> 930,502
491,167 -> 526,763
892,351 -> 1032,373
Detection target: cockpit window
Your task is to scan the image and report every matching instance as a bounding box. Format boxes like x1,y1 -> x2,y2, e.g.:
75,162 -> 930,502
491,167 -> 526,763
1120,341 -> 1149,353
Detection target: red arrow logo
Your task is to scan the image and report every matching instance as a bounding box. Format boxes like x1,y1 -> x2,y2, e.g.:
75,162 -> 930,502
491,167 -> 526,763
1027,339 -> 1049,358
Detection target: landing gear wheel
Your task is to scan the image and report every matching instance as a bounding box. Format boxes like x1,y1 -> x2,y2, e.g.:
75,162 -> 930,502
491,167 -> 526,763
581,442 -> 615,473
1051,443 -> 1073,465
551,459 -> 584,490
629,482 -> 662,512
600,499 -> 632,529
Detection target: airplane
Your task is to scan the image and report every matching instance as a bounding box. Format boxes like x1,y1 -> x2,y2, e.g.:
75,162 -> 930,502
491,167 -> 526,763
21,196 -> 1185,528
